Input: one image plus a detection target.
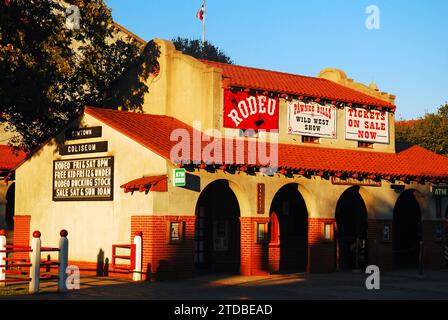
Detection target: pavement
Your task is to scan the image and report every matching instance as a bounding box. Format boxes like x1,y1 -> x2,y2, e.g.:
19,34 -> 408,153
1,269 -> 448,300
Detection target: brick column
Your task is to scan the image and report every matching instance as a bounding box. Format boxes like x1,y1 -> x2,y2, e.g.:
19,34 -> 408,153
240,217 -> 270,276
307,218 -> 336,273
13,215 -> 30,260
367,219 -> 394,271
131,215 -> 196,280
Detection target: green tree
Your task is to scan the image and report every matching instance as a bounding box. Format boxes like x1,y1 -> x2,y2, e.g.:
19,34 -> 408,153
172,37 -> 233,64
0,0 -> 159,151
396,104 -> 448,156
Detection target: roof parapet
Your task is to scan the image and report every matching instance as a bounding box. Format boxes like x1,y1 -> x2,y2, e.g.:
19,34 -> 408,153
317,68 -> 395,105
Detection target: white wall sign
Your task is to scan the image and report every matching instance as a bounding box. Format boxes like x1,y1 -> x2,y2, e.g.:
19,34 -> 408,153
287,100 -> 337,138
345,107 -> 389,144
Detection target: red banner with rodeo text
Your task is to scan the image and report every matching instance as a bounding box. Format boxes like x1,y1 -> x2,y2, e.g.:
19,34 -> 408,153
223,90 -> 279,130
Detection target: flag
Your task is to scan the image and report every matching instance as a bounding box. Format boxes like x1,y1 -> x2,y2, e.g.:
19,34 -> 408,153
196,4 -> 205,21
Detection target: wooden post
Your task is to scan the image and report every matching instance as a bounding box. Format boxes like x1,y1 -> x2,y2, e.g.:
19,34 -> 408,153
29,231 -> 41,294
133,231 -> 142,281
58,229 -> 69,292
0,230 -> 6,286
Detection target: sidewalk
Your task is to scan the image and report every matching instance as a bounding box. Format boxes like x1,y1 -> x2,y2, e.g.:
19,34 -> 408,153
1,270 -> 448,300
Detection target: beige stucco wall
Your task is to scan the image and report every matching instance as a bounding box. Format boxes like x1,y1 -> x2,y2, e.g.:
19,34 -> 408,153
14,113 -> 166,262
142,39 -> 396,154
157,164 -> 438,222
12,38 -> 443,266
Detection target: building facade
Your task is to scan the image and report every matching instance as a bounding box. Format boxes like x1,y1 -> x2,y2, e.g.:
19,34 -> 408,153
12,39 -> 448,279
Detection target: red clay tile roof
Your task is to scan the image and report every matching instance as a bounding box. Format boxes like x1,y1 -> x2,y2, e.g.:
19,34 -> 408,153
396,119 -> 422,127
0,145 -> 27,171
121,176 -> 167,193
85,107 -> 448,180
200,60 -> 395,110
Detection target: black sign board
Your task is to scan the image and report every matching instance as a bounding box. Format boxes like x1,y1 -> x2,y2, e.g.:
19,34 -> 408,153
59,141 -> 108,156
433,185 -> 448,197
53,156 -> 114,201
65,127 -> 102,140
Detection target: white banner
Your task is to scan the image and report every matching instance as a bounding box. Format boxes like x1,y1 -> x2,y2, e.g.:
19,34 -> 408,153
287,100 -> 337,138
345,107 -> 389,144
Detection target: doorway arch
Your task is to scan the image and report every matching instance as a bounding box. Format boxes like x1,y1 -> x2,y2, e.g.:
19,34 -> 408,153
269,184 -> 308,273
393,189 -> 422,268
335,186 -> 368,270
194,180 -> 241,273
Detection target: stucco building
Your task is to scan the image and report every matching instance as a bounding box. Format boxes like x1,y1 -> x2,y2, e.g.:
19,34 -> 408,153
10,39 -> 448,279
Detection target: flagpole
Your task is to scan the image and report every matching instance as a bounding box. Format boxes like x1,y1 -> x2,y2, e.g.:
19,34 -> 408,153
202,0 -> 206,49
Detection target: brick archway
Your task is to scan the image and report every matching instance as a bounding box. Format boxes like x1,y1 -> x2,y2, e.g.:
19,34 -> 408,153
335,186 -> 369,270
194,179 -> 241,273
268,183 -> 308,273
393,189 -> 423,268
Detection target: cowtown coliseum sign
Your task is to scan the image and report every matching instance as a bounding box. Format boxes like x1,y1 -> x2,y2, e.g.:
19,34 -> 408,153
345,107 -> 389,144
53,156 -> 114,201
287,100 -> 337,138
223,90 -> 279,130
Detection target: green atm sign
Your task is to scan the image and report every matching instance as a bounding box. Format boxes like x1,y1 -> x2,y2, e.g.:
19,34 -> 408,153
173,168 -> 186,187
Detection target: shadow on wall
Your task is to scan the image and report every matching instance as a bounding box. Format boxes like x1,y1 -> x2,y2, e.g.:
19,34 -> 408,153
97,249 -> 104,276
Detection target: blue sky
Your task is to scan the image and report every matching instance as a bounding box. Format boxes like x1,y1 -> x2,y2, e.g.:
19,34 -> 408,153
105,0 -> 448,120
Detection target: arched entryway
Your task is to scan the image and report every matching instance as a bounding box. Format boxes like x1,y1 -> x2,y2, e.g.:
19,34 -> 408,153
269,184 -> 308,273
5,183 -> 15,229
393,189 -> 422,268
335,186 -> 368,270
194,180 -> 240,273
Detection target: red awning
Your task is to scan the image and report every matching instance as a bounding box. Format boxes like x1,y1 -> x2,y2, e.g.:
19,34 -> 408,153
121,175 -> 167,193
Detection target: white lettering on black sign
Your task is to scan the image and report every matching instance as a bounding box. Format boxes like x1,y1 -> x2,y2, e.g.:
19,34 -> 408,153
65,127 -> 102,140
59,141 -> 108,155
53,157 -> 114,201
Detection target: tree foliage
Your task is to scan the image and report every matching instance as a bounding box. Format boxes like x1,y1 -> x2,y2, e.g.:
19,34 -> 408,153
396,104 -> 448,156
172,37 -> 233,64
0,0 -> 159,151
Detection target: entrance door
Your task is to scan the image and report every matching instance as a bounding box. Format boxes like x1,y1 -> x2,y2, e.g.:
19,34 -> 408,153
335,187 -> 368,270
269,184 -> 308,273
393,190 -> 422,268
194,180 -> 240,273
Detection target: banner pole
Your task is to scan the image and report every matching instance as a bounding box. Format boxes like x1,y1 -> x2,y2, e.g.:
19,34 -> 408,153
202,0 -> 206,48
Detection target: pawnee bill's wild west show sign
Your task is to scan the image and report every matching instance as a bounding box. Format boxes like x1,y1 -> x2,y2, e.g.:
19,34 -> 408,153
223,90 -> 279,131
345,107 -> 389,144
287,100 -> 337,138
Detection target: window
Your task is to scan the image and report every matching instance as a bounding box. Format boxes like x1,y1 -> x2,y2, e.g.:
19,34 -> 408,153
382,223 -> 391,242
239,129 -> 258,138
358,141 -> 374,149
323,223 -> 333,241
302,136 -> 320,144
256,223 -> 268,244
269,212 -> 280,245
167,221 -> 185,244
435,223 -> 443,242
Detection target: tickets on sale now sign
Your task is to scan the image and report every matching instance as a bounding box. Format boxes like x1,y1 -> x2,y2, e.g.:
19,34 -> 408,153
345,107 -> 389,144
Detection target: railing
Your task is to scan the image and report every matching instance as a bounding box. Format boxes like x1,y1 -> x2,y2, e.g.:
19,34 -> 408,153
111,244 -> 136,272
0,229 -> 69,294
111,231 -> 142,281
0,242 -> 32,285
